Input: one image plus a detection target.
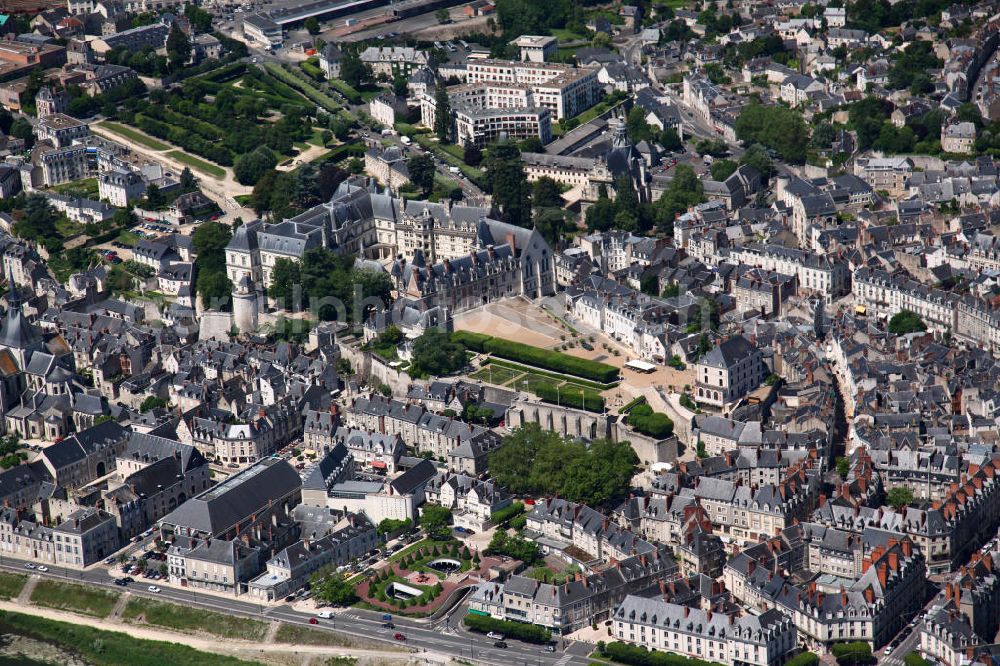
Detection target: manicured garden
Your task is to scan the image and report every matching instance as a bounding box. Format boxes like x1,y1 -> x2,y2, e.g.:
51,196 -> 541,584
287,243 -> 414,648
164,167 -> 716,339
96,122 -> 170,151
30,580 -> 121,618
166,151 -> 226,179
453,331 -> 619,384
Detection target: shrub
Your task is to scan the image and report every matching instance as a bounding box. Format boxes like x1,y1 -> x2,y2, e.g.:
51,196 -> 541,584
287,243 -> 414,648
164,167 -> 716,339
463,614 -> 551,644
450,330 -> 492,352
534,382 -> 605,412
604,641 -> 721,666
625,404 -> 674,439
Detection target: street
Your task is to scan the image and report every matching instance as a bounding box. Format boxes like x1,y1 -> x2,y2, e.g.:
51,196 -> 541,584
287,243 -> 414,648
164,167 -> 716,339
0,554 -> 593,666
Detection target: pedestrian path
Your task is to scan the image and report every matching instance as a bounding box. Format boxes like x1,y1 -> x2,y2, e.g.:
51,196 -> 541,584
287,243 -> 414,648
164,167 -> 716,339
16,575 -> 37,605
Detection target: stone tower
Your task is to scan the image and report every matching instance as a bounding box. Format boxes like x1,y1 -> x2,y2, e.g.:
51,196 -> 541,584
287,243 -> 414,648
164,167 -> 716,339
231,275 -> 259,334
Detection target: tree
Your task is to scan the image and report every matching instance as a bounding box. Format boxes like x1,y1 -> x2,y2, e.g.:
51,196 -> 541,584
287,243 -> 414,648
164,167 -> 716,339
740,143 -> 774,179
626,106 -> 654,143
463,145 -> 482,167
532,177 -> 563,209
486,531 -> 541,564
710,159 -> 738,181
179,167 -> 197,192
140,396 -> 168,412
887,310 -> 927,335
436,7 -> 450,23
785,654 -> 819,666
420,505 -> 453,540
193,222 -> 233,310
407,154 -> 436,196
585,196 -> 615,232
268,258 -> 302,310
340,49 -> 371,89
410,329 -> 467,376
144,183 -> 166,209
311,572 -> 358,606
166,23 -> 191,69
433,84 -> 452,141
485,142 -> 531,228
304,17 -> 320,34
836,457 -> 850,479
184,4 -> 214,32
654,164 -> 704,231
735,103 -> 809,163
659,127 -> 682,151
9,118 -> 33,149
887,487 -> 914,510
234,146 -> 279,186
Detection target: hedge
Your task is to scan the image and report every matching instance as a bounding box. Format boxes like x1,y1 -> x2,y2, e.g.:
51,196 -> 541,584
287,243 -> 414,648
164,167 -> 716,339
625,404 -> 674,439
463,614 -> 550,644
490,501 -> 525,525
451,330 -> 492,353
485,358 -> 615,391
603,641 -> 723,666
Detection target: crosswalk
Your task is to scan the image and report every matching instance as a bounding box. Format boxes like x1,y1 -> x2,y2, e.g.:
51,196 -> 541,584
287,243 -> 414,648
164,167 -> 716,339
554,654 -> 573,666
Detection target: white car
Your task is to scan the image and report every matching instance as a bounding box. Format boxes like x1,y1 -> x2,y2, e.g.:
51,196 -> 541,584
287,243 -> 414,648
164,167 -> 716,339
148,585 -> 161,593
37,566 -> 48,572
317,611 -> 334,619
23,563 -> 34,570
486,632 -> 505,640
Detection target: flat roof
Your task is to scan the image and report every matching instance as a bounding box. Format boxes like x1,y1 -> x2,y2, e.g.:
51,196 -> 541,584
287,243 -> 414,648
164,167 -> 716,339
625,359 -> 657,372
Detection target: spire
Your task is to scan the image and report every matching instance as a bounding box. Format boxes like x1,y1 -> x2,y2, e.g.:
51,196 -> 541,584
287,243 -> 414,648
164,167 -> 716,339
5,261 -> 20,312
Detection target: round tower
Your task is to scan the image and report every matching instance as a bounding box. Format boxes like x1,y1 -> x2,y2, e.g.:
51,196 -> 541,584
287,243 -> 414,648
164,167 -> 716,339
232,275 -> 259,334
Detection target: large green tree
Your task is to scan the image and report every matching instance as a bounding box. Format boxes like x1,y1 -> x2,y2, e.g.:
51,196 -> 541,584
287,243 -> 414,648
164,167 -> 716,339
433,84 -> 452,142
485,142 -> 531,228
268,258 -> 302,310
735,103 -> 809,163
340,49 -> 371,88
410,329 -> 467,376
407,154 -> 436,196
193,222 -> 233,310
166,23 -> 191,69
654,164 -> 704,231
420,505 -> 453,540
233,146 -> 279,186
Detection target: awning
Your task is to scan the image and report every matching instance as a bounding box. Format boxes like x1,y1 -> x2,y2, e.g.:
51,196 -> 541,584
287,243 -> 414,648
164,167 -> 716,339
371,460 -> 387,469
855,305 -> 867,315
625,359 -> 657,372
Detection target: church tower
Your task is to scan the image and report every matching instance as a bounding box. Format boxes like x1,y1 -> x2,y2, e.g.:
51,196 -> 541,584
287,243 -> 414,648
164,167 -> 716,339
0,264 -> 43,369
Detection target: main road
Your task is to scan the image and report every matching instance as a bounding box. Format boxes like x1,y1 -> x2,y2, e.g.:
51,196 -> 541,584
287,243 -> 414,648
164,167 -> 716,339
0,555 -> 591,666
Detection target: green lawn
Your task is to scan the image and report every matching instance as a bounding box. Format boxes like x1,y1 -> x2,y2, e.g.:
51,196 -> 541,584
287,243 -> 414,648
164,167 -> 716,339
234,194 -> 253,206
550,28 -> 590,41
122,597 -> 267,641
98,122 -> 170,151
274,622 -> 377,648
413,135 -> 484,181
571,97 -> 627,127
55,216 -> 85,238
484,358 -> 617,391
388,538 -> 456,563
263,63 -> 343,114
49,177 -> 100,199
0,610 -> 266,666
0,572 -> 26,600
469,365 -> 522,385
166,151 -> 227,179
30,580 -> 120,618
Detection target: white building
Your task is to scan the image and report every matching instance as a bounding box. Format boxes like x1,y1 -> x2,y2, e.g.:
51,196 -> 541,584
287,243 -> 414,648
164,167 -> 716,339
694,335 -> 765,409
612,596 -> 796,666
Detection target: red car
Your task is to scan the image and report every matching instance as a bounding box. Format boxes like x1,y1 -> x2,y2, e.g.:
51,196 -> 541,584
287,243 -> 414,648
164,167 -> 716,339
309,618 -> 319,625
394,633 -> 406,641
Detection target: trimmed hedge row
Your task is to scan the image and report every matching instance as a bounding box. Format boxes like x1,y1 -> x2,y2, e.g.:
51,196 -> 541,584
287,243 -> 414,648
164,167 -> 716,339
451,330 -> 491,352
603,641 -> 723,666
485,337 -> 619,384
463,614 -> 550,644
454,332 -> 618,383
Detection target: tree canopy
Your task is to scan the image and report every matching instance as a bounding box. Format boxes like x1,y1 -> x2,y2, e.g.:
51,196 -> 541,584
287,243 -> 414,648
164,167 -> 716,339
419,504 -> 453,540
887,310 -> 927,335
410,329 -> 467,377
735,103 -> 809,163
485,142 -> 532,228
488,424 -> 638,507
